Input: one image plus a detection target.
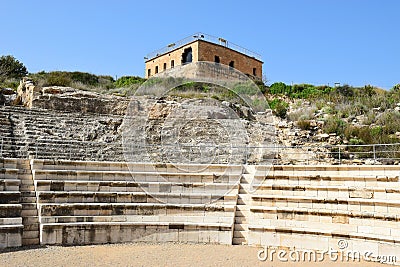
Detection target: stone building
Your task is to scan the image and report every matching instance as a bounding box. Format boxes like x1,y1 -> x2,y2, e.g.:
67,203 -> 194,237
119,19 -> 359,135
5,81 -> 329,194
144,33 -> 263,79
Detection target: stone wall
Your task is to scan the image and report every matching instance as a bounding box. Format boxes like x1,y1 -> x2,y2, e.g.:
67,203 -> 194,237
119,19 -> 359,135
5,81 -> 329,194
197,40 -> 263,78
145,40 -> 262,79
145,41 -> 199,78
15,85 -> 129,115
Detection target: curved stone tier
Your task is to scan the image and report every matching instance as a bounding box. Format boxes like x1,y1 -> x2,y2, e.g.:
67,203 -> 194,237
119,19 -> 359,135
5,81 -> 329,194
1,158 -> 400,265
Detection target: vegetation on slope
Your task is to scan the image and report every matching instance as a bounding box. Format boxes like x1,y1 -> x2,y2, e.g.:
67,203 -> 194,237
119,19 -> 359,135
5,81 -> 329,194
2,54 -> 400,146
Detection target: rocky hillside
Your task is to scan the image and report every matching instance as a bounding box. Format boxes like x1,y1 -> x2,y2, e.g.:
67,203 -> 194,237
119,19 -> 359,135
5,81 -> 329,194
2,78 -> 400,165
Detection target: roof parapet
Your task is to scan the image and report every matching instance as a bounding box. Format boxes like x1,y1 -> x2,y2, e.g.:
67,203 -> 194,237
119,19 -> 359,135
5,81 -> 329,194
144,32 -> 262,62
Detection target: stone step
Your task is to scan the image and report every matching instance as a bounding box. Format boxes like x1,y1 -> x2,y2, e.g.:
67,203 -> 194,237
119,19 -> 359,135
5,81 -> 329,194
20,178 -> 34,184
234,224 -> 248,231
16,164 -> 31,170
0,217 -> 23,225
17,174 -> 33,180
22,216 -> 39,225
252,194 -> 400,212
20,185 -> 35,191
233,230 -> 248,238
236,198 -> 251,205
39,203 -> 234,217
235,210 -> 250,217
23,223 -> 39,231
239,188 -> 249,194
21,196 -> 37,203
235,205 -> 250,212
22,203 -> 38,210
22,237 -> 40,246
21,209 -> 38,216
0,192 -> 21,204
22,230 -> 39,239
234,217 -> 247,224
21,191 -> 36,197
36,191 -> 237,205
232,237 -> 247,245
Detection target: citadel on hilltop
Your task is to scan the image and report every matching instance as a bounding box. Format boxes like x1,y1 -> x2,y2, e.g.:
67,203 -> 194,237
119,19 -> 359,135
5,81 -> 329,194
144,33 -> 263,79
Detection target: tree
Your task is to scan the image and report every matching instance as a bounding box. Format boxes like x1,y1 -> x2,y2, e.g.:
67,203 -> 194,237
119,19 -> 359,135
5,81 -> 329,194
392,84 -> 400,92
362,85 -> 376,97
336,84 -> 354,97
0,55 -> 28,82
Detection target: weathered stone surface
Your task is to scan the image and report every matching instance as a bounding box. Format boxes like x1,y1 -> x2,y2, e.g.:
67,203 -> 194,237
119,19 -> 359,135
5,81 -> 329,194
14,77 -> 41,108
0,88 -> 17,105
33,86 -> 129,115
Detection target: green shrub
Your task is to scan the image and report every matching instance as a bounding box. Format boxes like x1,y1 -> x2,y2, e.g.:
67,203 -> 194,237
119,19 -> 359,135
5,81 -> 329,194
0,78 -> 19,90
391,84 -> 400,92
376,111 -> 400,134
29,71 -> 115,91
114,76 -> 146,88
254,79 -> 267,94
349,138 -> 363,145
269,99 -> 288,119
45,72 -> 72,87
287,107 -> 315,122
323,116 -> 346,135
268,82 -> 332,99
336,84 -> 354,97
297,119 -> 312,130
362,85 -> 376,97
269,82 -> 291,95
70,71 -> 99,86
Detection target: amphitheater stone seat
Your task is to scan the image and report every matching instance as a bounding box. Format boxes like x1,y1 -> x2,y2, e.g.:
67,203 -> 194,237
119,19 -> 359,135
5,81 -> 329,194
0,158 -> 23,248
243,165 -> 400,260
31,159 -> 241,245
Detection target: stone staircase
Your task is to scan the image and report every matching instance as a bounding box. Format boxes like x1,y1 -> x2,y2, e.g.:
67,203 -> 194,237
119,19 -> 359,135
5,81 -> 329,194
18,160 -> 40,246
232,165 -> 271,245
232,166 -> 253,245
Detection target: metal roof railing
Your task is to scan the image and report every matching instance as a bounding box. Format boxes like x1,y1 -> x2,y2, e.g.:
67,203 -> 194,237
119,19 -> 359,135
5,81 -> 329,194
144,32 -> 262,62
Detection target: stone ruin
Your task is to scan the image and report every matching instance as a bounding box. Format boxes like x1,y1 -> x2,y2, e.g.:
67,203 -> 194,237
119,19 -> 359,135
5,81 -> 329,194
0,79 -> 400,265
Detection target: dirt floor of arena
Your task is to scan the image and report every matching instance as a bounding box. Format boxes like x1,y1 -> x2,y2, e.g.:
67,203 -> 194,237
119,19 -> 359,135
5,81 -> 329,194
0,243 -> 388,267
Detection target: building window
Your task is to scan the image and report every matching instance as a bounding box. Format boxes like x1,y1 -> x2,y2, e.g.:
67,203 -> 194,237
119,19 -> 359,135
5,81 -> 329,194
214,56 -> 220,63
182,47 -> 193,64
229,61 -> 235,68
155,66 -> 158,74
163,63 -> 167,70
148,69 -> 151,77
171,60 -> 175,68
253,68 -> 257,76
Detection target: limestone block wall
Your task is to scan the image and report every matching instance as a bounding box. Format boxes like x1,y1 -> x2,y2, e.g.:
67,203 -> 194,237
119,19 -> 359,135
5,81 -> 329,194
2,157 -> 400,265
145,41 -> 199,78
145,40 -> 262,79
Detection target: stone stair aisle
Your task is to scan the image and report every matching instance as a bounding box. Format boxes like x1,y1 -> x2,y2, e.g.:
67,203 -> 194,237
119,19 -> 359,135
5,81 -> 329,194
232,165 -> 255,245
17,159 -> 40,246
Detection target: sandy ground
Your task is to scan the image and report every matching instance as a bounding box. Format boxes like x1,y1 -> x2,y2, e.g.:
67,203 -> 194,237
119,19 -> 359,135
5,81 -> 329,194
0,243 -> 388,267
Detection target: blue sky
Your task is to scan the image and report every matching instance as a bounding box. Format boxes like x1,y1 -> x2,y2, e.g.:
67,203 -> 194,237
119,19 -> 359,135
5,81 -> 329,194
1,0 -> 399,88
